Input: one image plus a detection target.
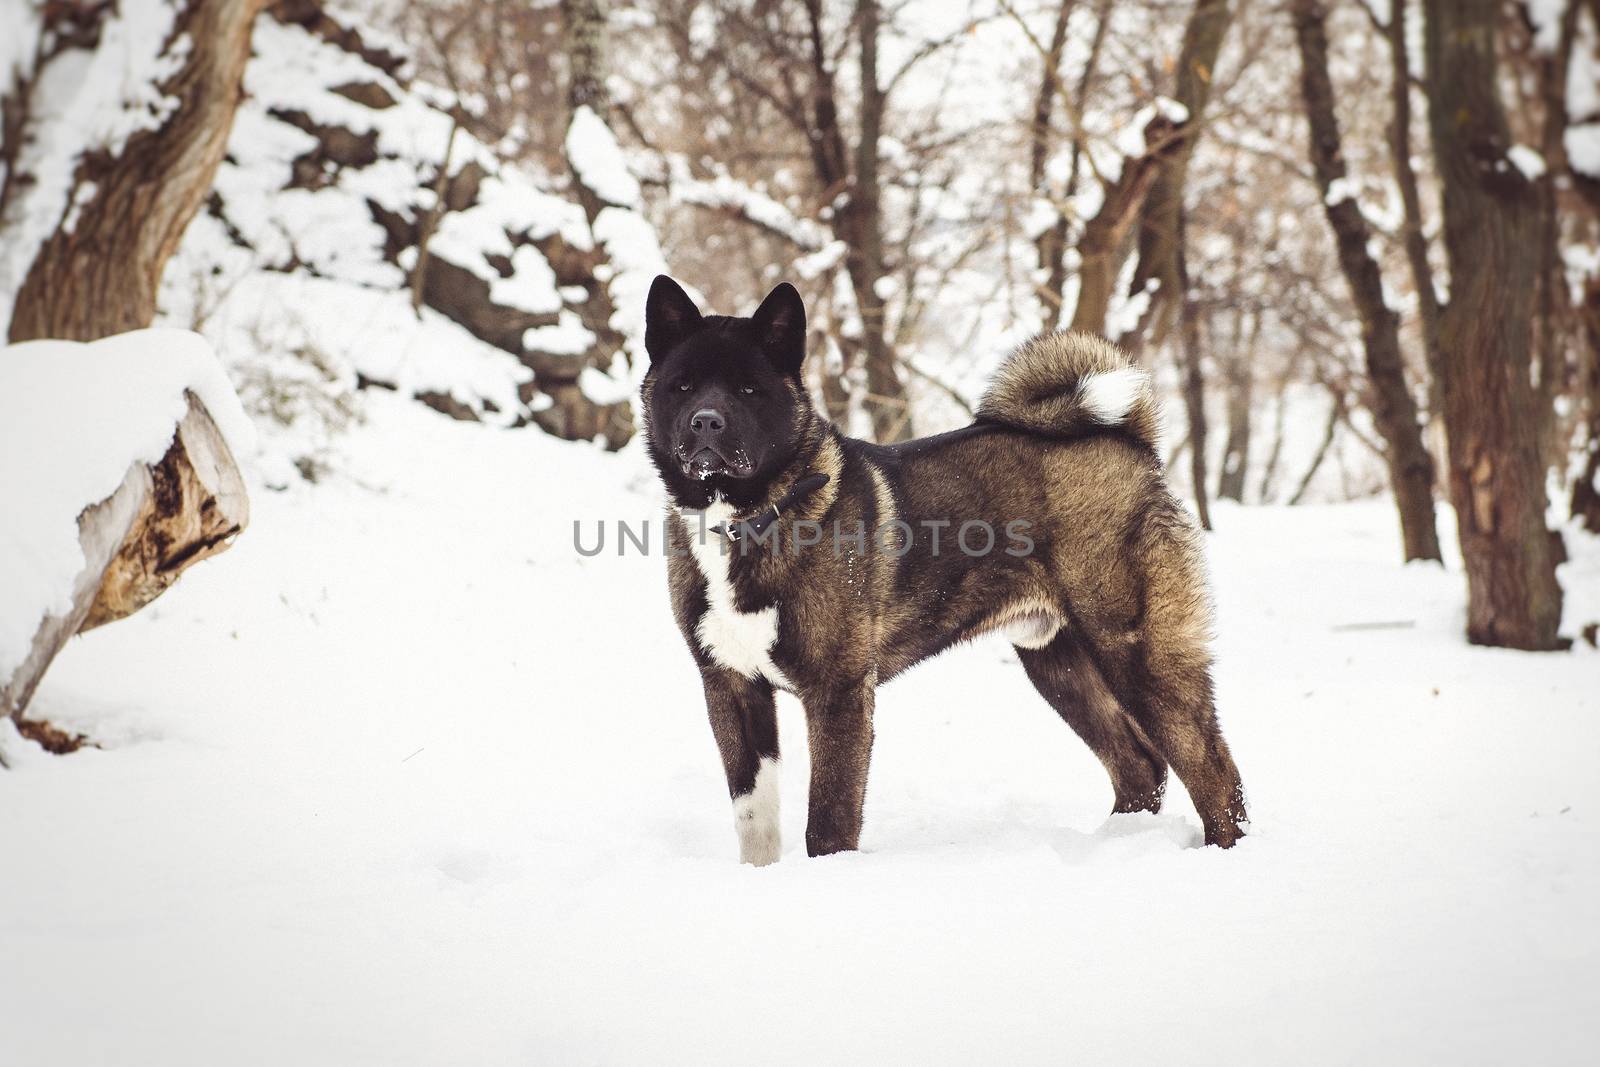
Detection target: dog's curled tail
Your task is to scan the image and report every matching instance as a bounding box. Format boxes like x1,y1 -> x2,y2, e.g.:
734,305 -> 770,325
976,331 -> 1159,450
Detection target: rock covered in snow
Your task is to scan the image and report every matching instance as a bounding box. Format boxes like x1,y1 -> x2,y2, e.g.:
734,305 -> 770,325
156,0 -> 661,455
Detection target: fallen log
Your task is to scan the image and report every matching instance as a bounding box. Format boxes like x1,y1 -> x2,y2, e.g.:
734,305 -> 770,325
1,392 -> 248,736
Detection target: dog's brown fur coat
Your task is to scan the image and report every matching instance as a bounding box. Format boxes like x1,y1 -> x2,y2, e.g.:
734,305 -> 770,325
650,309 -> 1248,860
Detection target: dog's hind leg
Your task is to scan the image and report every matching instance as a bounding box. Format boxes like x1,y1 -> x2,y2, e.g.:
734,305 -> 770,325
1080,547 -> 1248,848
702,668 -> 782,865
1017,632 -> 1167,815
1101,649 -> 1247,847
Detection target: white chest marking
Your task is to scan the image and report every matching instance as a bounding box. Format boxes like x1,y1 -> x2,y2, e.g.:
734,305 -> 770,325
683,502 -> 792,689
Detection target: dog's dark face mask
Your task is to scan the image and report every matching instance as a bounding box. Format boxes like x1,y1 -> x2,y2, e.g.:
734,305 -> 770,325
643,275 -> 809,510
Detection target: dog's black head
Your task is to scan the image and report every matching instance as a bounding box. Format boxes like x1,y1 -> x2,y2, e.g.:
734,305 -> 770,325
643,275 -> 812,510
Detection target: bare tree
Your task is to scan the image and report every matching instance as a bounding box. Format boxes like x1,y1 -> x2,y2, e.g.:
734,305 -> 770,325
1216,299 -> 1260,502
1126,0 -> 1233,346
1560,2 -> 1600,531
1290,0 -> 1440,561
1126,0 -> 1235,530
1383,0 -> 1444,401
1422,0 -> 1565,649
1575,265 -> 1600,532
772,0 -> 912,441
1067,115 -> 1185,337
1027,0 -> 1079,331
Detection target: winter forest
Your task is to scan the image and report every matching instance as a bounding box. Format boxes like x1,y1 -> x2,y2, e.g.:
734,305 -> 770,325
2,0 -> 1598,1061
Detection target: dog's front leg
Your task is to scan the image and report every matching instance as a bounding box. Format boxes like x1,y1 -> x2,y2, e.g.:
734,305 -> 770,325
702,668 -> 782,865
802,676 -> 875,857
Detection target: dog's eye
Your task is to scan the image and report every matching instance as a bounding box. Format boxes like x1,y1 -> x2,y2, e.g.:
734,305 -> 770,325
676,381 -> 691,392
738,385 -> 756,396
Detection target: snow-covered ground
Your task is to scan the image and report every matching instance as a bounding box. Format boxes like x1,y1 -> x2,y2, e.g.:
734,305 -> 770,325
2,393 -> 1597,1064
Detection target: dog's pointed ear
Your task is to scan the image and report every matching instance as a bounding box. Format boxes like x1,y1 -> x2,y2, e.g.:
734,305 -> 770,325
645,275 -> 703,364
750,282 -> 806,376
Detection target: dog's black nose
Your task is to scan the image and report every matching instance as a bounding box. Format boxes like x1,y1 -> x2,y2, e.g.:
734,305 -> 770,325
689,408 -> 725,434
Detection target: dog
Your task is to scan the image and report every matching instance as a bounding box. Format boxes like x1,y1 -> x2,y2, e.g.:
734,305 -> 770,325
642,275 -> 1247,864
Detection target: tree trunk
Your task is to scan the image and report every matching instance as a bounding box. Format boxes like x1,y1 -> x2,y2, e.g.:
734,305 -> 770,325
1029,0 -> 1076,330
1256,375 -> 1291,502
795,0 -> 908,441
1068,114 -> 1184,338
1573,274 -> 1600,532
561,0 -> 611,224
2,394 -> 249,732
846,0 -> 908,442
1125,0 -> 1232,351
1175,226 -> 1211,530
552,0 -> 637,446
1423,0 -> 1565,649
1385,0 -> 1444,408
1289,391 -> 1343,506
1216,307 -> 1256,503
8,0 -> 268,342
1291,0 -> 1441,562
1527,1 -> 1579,464
1044,0 -> 1113,329
1573,65 -> 1600,531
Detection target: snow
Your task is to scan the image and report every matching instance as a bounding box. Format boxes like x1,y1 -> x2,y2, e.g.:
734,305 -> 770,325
1568,125 -> 1600,179
656,155 -> 831,252
578,360 -> 635,406
1113,97 -> 1192,165
589,203 -> 670,375
0,5 -> 42,100
566,105 -> 644,210
0,329 -> 252,683
1507,144 -> 1548,181
1570,9 -> 1600,122
1324,175 -> 1360,206
491,245 -> 563,316
1527,0 -> 1571,52
792,239 -> 849,280
1,393 -> 1596,1062
522,310 -> 599,357
1107,271 -> 1155,342
1152,95 -> 1190,124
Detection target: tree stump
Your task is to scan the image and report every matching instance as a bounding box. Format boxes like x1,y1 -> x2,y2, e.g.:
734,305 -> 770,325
1,393 -> 248,737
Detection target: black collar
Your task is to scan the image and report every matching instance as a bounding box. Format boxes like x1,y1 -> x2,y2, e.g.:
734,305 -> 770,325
712,473 -> 831,542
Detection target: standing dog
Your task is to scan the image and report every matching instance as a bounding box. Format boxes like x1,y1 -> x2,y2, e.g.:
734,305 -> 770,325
642,275 -> 1247,864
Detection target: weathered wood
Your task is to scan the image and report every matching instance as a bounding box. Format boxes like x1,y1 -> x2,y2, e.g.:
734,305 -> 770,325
1,394 -> 248,726
1,460 -> 149,725
82,394 -> 249,630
